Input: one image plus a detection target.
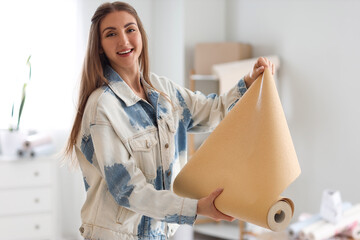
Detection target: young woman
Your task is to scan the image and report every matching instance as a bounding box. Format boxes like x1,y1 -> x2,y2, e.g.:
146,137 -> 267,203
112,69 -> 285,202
65,1 -> 275,239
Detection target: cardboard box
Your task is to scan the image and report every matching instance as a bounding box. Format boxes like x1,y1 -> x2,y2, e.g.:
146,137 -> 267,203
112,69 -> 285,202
194,42 -> 252,75
212,55 -> 280,94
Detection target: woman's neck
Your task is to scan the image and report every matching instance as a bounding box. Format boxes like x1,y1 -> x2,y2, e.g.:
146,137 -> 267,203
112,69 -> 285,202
112,64 -> 148,101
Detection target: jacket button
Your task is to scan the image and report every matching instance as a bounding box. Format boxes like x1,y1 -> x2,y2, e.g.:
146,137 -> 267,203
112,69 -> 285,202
165,143 -> 169,148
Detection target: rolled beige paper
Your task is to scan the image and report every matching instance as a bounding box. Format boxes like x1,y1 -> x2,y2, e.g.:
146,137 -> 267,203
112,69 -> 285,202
173,68 -> 301,231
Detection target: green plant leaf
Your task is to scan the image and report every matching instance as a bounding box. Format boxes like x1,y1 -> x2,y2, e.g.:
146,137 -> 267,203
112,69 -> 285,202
17,83 -> 27,130
14,55 -> 32,130
26,55 -> 32,81
11,103 -> 14,117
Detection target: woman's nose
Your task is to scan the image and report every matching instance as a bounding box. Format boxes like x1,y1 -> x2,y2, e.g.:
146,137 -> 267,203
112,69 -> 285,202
118,32 -> 129,46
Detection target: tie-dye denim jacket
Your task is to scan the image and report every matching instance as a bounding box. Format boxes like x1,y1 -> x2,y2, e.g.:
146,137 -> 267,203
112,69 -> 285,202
75,65 -> 247,240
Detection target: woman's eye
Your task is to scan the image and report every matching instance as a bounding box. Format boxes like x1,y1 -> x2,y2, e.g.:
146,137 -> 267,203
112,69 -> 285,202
127,28 -> 135,33
106,32 -> 116,37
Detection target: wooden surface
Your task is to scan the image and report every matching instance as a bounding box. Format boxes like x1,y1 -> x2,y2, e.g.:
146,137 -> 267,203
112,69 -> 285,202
255,231 -> 289,240
194,220 -> 356,240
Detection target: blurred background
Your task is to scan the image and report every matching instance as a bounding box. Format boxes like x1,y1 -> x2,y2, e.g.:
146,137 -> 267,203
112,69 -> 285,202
0,0 -> 360,239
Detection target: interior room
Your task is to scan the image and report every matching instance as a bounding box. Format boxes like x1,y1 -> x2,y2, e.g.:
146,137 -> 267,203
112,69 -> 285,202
1,0 -> 359,239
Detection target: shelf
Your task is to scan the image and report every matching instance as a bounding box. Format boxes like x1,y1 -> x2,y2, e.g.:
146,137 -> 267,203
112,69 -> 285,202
194,221 -> 240,240
191,74 -> 219,81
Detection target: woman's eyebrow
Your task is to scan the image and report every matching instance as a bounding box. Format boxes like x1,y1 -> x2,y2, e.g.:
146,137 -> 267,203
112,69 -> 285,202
102,22 -> 137,34
102,26 -> 116,34
124,22 -> 137,28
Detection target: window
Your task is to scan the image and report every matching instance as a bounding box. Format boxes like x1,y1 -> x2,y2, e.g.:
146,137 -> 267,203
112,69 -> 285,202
0,0 -> 82,130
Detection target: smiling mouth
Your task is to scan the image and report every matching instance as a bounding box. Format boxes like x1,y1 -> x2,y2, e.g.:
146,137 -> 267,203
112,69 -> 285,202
117,49 -> 134,55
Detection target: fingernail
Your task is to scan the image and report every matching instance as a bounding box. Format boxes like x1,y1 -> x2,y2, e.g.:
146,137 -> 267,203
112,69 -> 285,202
217,188 -> 224,193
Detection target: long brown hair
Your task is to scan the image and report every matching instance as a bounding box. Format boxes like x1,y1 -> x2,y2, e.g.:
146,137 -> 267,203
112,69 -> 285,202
64,2 -> 152,164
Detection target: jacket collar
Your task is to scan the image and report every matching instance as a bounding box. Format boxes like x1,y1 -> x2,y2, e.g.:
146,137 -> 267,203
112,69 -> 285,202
103,65 -> 141,107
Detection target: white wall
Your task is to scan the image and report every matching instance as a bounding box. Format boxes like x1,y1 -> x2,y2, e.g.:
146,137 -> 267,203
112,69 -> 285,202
184,0 -> 227,87
226,0 -> 360,216
150,0 -> 185,85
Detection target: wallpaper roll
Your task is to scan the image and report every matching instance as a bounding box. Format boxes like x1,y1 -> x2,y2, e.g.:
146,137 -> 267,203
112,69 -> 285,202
288,202 -> 352,239
288,214 -> 322,238
23,133 -> 52,149
289,202 -> 352,239
298,220 -> 326,239
307,204 -> 360,240
173,68 -> 301,231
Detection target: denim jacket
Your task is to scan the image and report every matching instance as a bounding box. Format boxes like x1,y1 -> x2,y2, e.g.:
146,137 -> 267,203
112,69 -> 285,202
75,65 -> 247,240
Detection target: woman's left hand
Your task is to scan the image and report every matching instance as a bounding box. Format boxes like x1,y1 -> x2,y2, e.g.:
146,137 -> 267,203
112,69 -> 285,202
244,57 -> 275,88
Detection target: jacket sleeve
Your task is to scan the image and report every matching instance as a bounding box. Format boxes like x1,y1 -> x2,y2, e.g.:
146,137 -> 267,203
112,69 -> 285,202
88,110 -> 198,225
170,77 -> 247,133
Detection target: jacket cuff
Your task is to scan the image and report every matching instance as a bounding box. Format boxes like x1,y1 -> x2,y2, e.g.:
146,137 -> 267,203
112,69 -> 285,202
237,77 -> 247,97
179,198 -> 198,225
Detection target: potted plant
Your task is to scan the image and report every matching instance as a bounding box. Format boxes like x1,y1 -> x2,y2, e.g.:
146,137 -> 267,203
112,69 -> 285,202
11,55 -> 32,131
0,55 -> 32,158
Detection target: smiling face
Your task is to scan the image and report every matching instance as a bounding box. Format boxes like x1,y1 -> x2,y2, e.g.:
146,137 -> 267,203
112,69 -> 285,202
100,10 -> 143,75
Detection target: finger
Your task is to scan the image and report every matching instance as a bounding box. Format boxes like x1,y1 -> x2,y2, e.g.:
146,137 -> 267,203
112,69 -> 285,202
250,66 -> 264,82
272,63 -> 275,75
258,57 -> 266,66
210,188 -> 224,200
221,214 -> 235,222
258,57 -> 269,69
254,57 -> 264,68
263,57 -> 269,66
256,66 -> 265,75
214,211 -> 235,222
265,58 -> 273,69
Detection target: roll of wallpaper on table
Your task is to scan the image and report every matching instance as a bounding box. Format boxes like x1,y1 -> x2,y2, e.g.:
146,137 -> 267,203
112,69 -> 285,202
173,68 -> 301,231
288,214 -> 322,238
289,202 -> 352,239
299,220 -> 327,240
307,204 -> 360,240
23,133 -> 52,149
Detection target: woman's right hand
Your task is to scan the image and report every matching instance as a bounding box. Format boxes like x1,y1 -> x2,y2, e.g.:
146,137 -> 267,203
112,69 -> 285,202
244,57 -> 275,88
197,188 -> 235,222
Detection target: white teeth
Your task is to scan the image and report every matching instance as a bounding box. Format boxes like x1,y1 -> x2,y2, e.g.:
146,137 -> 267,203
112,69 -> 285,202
118,49 -> 132,55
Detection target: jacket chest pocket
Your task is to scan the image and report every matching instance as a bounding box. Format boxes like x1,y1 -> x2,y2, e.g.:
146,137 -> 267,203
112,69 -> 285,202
129,132 -> 158,179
